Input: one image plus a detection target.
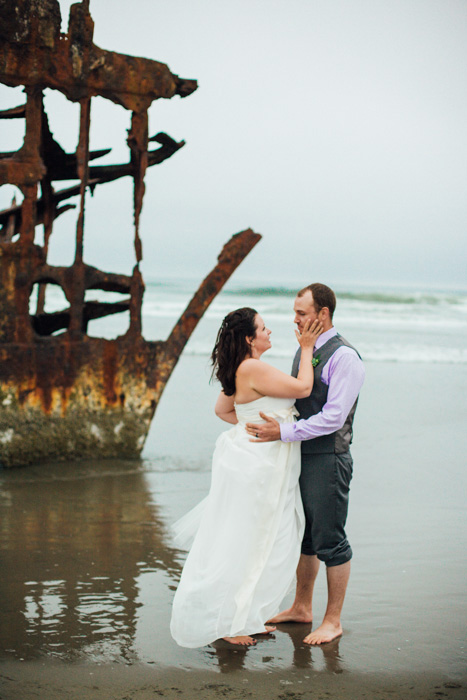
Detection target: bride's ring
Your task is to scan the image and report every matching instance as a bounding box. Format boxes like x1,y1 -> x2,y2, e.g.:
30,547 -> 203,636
256,433 -> 259,438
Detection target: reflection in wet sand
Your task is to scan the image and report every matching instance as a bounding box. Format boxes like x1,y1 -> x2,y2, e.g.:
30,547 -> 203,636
0,460 -> 181,662
278,624 -> 344,672
205,626 -> 344,673
0,457 -> 349,672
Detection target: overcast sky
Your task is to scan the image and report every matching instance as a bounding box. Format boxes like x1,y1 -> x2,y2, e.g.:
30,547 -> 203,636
1,0 -> 466,289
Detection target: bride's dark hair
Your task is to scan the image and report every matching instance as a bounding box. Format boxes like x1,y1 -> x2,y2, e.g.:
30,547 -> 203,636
211,307 -> 258,396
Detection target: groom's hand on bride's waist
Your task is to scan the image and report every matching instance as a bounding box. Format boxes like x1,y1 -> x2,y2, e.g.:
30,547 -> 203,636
246,413 -> 281,442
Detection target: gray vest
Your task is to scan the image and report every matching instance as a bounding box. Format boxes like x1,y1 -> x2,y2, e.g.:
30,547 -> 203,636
292,333 -> 360,455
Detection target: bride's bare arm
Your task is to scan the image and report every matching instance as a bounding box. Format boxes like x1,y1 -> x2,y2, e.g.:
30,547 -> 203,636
214,391 -> 238,424
238,320 -> 322,399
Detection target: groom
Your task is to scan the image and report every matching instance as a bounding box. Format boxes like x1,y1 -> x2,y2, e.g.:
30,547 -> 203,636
246,283 -> 365,645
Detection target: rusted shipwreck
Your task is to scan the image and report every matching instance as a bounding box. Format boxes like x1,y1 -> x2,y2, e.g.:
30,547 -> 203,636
0,0 -> 260,467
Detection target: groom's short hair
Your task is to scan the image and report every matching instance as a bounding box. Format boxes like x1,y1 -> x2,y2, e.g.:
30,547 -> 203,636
297,283 -> 336,319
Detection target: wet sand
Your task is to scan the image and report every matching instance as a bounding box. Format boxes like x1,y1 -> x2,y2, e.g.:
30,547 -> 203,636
0,356 -> 466,698
0,660 -> 465,700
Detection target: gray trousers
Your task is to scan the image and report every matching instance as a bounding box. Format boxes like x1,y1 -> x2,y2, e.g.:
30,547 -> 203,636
299,451 -> 353,567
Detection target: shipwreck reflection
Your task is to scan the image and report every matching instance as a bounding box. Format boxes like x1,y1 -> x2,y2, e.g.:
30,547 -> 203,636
0,460 -> 181,662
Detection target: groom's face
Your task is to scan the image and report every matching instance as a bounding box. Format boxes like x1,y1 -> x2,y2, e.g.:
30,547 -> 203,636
293,291 -> 319,333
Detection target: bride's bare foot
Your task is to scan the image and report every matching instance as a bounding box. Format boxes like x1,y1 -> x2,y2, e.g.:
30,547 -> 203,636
303,621 -> 342,645
222,635 -> 256,646
267,606 -> 312,624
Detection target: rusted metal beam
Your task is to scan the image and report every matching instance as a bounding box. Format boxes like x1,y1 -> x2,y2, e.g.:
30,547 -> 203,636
158,229 -> 262,391
31,299 -> 131,336
0,104 -> 26,119
0,184 -> 90,239
128,110 -> 148,266
0,0 -> 197,109
166,229 -> 262,359
0,131 -> 185,235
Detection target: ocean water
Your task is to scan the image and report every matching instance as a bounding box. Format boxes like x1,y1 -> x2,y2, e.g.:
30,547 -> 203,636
33,276 -> 467,365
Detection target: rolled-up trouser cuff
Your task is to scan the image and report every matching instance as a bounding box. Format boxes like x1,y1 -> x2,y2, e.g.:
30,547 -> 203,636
301,540 -> 353,566
299,451 -> 353,567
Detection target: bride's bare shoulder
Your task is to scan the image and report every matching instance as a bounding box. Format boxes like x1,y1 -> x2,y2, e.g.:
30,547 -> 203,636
237,358 -> 271,378
236,358 -> 261,375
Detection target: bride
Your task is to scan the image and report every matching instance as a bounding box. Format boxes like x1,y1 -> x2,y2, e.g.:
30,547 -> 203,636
170,307 -> 322,647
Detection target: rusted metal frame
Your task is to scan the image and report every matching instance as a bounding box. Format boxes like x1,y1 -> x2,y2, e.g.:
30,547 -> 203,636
0,104 -> 26,182
17,88 -> 43,245
27,138 -> 184,183
4,0 -> 194,103
36,94 -> 58,314
83,135 -> 184,183
68,96 -> 91,338
2,201 -> 17,241
0,95 -> 44,187
155,229 -> 262,393
82,299 -> 130,329
40,102 -> 112,178
0,0 -> 264,468
30,263 -> 131,294
128,110 -> 148,265
83,265 -> 132,294
11,87 -> 44,344
127,265 -> 144,338
32,298 -> 131,337
0,131 -> 184,231
42,136 -> 182,182
0,198 -> 77,240
28,261 -> 134,336
0,136 -> 183,233
28,262 -> 132,335
127,110 -> 149,336
0,106 -> 182,181
40,176 -> 55,250
0,180 -> 99,236
35,173 -> 55,314
0,104 -> 26,119
14,209 -> 36,346
74,98 -> 91,265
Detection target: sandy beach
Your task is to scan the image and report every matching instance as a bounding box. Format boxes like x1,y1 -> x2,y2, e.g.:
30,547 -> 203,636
0,660 -> 465,700
1,355 -> 466,699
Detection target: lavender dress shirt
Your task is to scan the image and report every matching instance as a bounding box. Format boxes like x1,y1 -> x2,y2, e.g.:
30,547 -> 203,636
280,327 -> 365,444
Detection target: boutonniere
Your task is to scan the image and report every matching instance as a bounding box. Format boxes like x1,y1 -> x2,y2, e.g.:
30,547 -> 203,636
312,355 -> 321,368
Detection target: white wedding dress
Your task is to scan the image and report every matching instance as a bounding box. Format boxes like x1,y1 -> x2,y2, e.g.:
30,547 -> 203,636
170,396 -> 305,648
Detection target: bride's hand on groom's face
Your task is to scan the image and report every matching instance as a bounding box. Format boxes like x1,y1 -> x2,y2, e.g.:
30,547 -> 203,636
296,319 -> 323,349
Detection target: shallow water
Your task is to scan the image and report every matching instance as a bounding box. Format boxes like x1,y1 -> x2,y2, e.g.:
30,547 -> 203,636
0,357 -> 466,679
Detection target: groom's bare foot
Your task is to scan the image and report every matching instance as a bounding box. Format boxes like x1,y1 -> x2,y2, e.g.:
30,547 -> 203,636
303,621 -> 342,645
267,606 -> 312,624
222,635 -> 256,646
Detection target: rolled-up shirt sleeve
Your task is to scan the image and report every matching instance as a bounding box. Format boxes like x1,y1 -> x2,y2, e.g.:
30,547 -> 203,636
280,349 -> 365,443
